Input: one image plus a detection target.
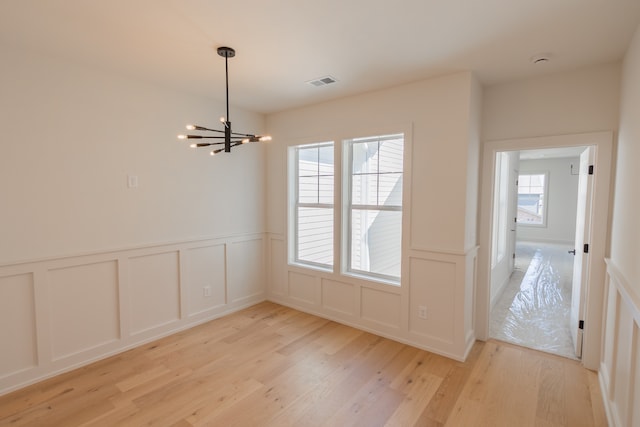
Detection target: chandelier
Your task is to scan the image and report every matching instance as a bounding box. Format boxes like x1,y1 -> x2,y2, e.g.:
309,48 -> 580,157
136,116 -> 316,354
178,46 -> 271,155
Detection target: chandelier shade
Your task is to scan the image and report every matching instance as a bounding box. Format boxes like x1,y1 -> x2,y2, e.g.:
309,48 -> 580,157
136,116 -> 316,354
177,46 -> 271,155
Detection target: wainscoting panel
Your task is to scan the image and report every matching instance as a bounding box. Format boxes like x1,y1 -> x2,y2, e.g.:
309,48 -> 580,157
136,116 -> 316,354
267,231 -> 477,362
408,257 -> 455,343
228,238 -> 264,304
0,232 -> 267,396
600,259 -> 640,427
129,251 -> 180,335
321,279 -> 356,316
269,237 -> 286,297
0,273 -> 36,378
288,271 -> 319,306
184,244 -> 226,316
48,261 -> 120,360
361,287 -> 401,329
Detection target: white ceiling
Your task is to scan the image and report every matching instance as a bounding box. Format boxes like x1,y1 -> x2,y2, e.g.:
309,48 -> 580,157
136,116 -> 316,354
2,0 -> 639,114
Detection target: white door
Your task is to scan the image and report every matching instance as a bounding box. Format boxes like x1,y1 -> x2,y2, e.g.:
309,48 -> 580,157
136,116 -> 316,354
570,147 -> 594,358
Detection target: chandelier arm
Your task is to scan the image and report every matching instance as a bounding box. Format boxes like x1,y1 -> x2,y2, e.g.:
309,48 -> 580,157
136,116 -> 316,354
192,126 -> 225,133
193,141 -> 229,147
230,131 -> 257,137
184,135 -> 227,139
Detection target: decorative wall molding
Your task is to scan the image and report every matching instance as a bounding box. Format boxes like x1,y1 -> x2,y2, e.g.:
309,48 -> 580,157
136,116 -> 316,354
266,233 -> 477,361
599,259 -> 640,427
0,233 -> 266,396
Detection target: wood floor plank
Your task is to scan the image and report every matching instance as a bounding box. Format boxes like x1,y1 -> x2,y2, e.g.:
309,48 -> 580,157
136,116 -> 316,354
0,302 -> 608,427
588,369 -> 608,426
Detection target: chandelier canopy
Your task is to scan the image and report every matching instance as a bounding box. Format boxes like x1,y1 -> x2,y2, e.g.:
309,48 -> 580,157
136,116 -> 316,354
178,46 -> 271,155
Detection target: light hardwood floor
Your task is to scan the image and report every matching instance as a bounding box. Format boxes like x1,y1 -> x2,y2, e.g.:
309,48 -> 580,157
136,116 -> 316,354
0,302 -> 607,426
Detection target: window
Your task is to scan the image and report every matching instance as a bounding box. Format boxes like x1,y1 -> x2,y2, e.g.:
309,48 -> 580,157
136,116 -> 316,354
291,142 -> 334,268
517,173 -> 547,225
344,134 -> 404,283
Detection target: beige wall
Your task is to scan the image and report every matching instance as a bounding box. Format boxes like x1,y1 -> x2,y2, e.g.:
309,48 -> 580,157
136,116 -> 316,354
599,24 -> 640,427
0,44 -> 267,265
0,44 -> 268,395
611,27 -> 640,292
465,75 -> 483,250
265,72 -> 480,360
267,72 -> 476,252
483,62 -> 621,141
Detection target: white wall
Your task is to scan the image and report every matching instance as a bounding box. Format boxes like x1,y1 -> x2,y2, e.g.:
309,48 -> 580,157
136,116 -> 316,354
599,24 -> 640,427
265,72 -> 480,360
0,44 -> 267,265
517,157 -> 580,244
0,44 -> 268,395
610,28 -> 640,300
465,76 -> 483,250
483,62 -> 621,141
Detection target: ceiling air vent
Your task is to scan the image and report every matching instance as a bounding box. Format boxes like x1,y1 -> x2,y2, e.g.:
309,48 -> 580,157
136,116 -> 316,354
307,76 -> 338,87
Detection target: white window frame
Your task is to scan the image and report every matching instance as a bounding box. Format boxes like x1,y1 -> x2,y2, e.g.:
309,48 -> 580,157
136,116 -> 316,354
342,133 -> 404,285
517,171 -> 549,228
288,141 -> 334,270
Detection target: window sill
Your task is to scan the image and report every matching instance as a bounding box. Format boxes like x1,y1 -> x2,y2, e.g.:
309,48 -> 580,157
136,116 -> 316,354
288,261 -> 333,274
342,271 -> 400,287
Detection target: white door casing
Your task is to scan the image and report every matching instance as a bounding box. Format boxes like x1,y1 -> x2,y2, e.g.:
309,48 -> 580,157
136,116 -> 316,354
477,131 -> 613,370
570,147 -> 595,358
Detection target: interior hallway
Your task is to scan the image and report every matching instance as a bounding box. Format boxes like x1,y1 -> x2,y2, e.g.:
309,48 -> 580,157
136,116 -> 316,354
490,241 -> 577,360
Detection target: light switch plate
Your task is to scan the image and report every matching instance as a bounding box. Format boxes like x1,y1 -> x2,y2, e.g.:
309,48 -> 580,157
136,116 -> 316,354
127,175 -> 138,188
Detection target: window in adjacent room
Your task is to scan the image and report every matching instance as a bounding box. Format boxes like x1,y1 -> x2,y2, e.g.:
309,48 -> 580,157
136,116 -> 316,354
517,173 -> 547,226
290,142 -> 334,268
343,133 -> 404,283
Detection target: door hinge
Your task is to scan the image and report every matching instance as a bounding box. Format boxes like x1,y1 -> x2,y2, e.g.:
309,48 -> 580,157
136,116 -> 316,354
579,320 -> 584,330
588,165 -> 594,175
513,253 -> 516,259
584,243 -> 589,253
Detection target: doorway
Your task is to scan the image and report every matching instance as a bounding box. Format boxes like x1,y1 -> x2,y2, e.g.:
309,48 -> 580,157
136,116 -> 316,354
488,147 -> 586,359
477,132 -> 613,369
